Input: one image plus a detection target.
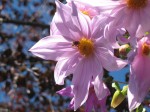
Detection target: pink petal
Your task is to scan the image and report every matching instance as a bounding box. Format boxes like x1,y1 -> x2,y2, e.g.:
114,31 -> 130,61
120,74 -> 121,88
29,35 -> 74,61
72,55 -> 103,110
50,12 -> 61,35
91,15 -> 108,39
124,9 -> 140,36
54,53 -> 80,85
104,24 -> 122,48
95,36 -> 113,52
55,0 -> 81,41
128,72 -> 141,111
72,58 -> 92,111
71,1 -> 91,38
137,5 -> 150,37
97,97 -> 108,112
93,75 -> 109,100
69,98 -> 75,109
85,92 -> 94,112
97,47 -> 127,71
128,37 -> 150,111
57,86 -> 74,97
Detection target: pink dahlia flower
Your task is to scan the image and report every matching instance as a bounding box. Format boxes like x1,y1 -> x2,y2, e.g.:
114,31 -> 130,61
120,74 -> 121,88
128,36 -> 150,111
104,25 -> 130,48
50,0 -> 108,35
68,0 -> 119,14
50,0 -> 100,35
67,0 -> 101,19
30,1 -> 127,110
104,24 -> 137,50
108,0 -> 150,37
57,82 -> 110,111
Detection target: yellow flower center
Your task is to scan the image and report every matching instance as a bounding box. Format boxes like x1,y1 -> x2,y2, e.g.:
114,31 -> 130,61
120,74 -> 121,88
142,42 -> 150,55
126,0 -> 148,9
73,38 -> 94,57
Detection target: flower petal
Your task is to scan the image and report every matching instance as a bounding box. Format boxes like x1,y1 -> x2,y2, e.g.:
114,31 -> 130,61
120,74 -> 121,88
128,72 -> 141,111
104,24 -> 122,48
55,0 -> 81,41
54,53 -> 80,85
128,56 -> 150,110
93,75 -> 110,100
50,12 -> 61,35
128,37 -> 150,111
57,86 -> 74,97
85,92 -> 94,112
72,58 -> 91,111
71,1 -> 91,38
91,15 -> 113,40
72,55 -> 102,110
97,47 -> 127,71
29,35 -> 74,61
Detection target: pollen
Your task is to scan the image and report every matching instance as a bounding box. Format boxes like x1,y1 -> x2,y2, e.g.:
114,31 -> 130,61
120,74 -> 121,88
142,42 -> 150,55
81,10 -> 89,16
81,10 -> 92,19
73,38 -> 94,57
126,0 -> 148,9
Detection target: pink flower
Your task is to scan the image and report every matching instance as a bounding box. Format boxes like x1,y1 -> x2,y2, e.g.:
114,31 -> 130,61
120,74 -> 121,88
128,36 -> 150,111
67,0 -> 119,14
108,0 -> 150,37
50,0 -> 100,35
30,1 -> 127,110
67,0 -> 101,19
104,25 -> 130,48
50,0 -> 108,35
57,82 -> 110,111
85,84 -> 110,112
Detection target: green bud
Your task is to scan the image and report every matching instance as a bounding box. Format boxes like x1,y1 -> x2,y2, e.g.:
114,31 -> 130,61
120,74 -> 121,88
121,85 -> 128,96
112,82 -> 121,91
111,85 -> 128,108
111,90 -> 125,108
119,44 -> 131,58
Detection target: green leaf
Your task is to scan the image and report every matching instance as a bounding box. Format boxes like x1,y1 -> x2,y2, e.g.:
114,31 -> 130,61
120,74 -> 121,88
136,105 -> 146,112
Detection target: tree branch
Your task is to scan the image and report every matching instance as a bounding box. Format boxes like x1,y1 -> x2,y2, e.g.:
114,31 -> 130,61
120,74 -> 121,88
0,18 -> 50,29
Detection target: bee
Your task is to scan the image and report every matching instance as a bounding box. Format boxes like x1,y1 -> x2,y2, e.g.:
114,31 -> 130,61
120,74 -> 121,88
72,41 -> 80,47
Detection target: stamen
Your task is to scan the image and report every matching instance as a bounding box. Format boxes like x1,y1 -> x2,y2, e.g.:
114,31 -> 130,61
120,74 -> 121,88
80,10 -> 92,18
81,10 -> 89,16
73,38 -> 94,57
126,0 -> 148,9
142,43 -> 150,55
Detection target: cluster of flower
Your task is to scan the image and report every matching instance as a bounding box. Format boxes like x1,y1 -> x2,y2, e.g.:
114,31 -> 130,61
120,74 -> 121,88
30,0 -> 150,111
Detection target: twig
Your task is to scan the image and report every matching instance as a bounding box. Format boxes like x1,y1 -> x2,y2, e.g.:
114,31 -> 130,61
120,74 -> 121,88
0,18 -> 50,29
113,80 -> 128,84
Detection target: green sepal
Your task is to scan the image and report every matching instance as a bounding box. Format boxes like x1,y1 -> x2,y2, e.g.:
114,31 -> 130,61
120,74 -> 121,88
112,82 -> 121,91
121,85 -> 128,96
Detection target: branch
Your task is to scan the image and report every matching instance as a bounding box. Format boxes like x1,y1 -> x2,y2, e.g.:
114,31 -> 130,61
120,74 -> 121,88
113,80 -> 128,84
0,18 -> 50,29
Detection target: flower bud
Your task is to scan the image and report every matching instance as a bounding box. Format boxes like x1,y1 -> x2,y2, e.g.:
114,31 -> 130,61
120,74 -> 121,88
111,85 -> 128,108
111,90 -> 125,108
121,85 -> 128,96
119,44 -> 131,58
